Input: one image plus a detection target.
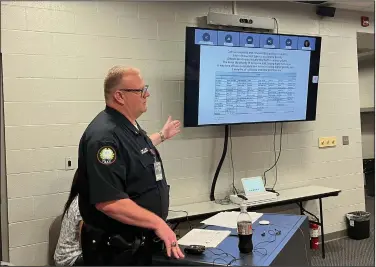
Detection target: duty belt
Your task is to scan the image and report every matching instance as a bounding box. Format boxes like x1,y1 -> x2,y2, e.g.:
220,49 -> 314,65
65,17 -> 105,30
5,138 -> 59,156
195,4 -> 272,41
83,223 -> 145,255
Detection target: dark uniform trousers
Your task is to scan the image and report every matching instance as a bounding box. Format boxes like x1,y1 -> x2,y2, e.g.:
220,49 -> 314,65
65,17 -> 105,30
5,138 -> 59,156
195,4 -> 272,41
81,223 -> 161,266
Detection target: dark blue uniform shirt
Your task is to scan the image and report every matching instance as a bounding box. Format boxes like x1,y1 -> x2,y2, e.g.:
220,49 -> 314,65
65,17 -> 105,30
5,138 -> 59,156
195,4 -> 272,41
77,105 -> 170,239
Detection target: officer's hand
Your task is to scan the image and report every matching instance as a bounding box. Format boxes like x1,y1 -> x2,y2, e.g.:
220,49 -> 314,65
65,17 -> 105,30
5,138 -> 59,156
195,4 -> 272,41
161,115 -> 181,140
155,221 -> 185,259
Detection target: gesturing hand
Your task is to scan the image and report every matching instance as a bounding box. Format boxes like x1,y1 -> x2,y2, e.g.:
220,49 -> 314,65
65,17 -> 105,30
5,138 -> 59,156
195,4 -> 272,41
154,221 -> 185,259
161,116 -> 181,140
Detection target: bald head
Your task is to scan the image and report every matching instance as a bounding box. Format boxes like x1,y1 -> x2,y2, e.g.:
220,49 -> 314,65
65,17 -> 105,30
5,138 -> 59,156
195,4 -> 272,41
104,66 -> 142,101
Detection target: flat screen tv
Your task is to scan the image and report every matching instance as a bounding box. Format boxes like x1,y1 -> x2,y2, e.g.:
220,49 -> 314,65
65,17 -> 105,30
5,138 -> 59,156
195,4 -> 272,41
183,27 -> 322,127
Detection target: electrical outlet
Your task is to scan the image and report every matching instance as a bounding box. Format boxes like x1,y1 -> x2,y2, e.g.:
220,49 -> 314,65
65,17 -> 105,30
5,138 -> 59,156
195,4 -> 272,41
65,157 -> 75,170
318,137 -> 326,148
318,137 -> 337,148
329,136 -> 337,146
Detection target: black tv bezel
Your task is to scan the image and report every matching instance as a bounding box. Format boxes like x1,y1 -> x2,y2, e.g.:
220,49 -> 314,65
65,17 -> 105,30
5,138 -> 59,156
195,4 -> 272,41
183,26 -> 322,128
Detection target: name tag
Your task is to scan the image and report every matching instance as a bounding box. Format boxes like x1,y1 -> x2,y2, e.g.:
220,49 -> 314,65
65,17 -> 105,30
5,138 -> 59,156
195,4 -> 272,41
154,162 -> 163,181
140,148 -> 148,154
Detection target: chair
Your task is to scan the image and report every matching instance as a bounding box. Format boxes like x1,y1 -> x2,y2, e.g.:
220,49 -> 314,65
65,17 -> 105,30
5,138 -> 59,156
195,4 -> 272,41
48,215 -> 63,266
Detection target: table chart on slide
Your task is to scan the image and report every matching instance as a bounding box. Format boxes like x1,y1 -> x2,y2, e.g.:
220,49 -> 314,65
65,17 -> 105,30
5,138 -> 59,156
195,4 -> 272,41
214,72 -> 297,116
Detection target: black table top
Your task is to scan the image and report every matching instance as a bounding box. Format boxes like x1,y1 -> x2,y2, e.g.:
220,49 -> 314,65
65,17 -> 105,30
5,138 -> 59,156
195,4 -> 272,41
153,213 -> 307,266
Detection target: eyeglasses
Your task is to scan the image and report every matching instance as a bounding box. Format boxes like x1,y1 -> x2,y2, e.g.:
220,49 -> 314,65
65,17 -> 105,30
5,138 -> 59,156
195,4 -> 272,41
119,85 -> 149,98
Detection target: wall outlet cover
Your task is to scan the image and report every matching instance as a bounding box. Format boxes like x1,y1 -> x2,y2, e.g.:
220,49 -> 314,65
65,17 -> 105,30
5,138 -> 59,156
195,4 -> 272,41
319,136 -> 337,148
342,136 -> 349,145
65,157 -> 75,170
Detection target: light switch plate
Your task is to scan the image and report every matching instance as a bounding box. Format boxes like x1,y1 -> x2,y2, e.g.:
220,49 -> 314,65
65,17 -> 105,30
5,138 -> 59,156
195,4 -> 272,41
342,136 -> 349,145
65,157 -> 75,170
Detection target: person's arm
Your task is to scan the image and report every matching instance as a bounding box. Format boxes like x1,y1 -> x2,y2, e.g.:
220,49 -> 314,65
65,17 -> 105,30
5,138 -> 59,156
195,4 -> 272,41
149,116 -> 181,146
96,198 -> 165,230
78,220 -> 83,246
149,131 -> 164,147
96,198 -> 184,259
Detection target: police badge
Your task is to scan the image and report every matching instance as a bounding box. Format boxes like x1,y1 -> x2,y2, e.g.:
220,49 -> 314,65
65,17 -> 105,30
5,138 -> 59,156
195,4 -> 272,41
97,146 -> 116,165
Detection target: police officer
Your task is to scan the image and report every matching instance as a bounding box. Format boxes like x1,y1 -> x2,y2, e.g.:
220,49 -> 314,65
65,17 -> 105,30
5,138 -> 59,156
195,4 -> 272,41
76,66 -> 184,265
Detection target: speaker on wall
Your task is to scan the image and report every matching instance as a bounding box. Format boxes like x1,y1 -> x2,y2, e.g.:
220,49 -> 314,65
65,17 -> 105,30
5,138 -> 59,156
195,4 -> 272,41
316,6 -> 336,17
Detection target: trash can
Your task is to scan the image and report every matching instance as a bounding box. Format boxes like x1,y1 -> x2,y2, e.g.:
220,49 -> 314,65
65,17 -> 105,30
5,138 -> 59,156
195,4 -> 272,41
363,159 -> 374,197
346,211 -> 371,240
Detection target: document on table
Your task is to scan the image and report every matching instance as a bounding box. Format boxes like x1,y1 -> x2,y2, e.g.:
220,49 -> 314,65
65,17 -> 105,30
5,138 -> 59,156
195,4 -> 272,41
177,229 -> 231,248
201,211 -> 263,229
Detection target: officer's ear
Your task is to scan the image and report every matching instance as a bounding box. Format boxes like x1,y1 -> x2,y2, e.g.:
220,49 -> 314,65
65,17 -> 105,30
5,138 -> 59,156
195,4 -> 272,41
113,90 -> 126,105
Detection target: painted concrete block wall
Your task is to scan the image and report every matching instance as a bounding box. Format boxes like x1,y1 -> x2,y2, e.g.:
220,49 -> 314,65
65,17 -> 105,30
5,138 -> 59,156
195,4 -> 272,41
1,1 -> 374,265
359,58 -> 375,109
361,112 -> 375,159
358,58 -> 375,159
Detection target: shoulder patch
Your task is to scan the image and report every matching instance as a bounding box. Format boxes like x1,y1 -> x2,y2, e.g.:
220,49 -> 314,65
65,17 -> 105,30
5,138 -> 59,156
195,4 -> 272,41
97,146 -> 116,165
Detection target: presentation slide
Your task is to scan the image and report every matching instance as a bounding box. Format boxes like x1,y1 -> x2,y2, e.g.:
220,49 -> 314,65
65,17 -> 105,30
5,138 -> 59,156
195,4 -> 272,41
198,46 -> 311,126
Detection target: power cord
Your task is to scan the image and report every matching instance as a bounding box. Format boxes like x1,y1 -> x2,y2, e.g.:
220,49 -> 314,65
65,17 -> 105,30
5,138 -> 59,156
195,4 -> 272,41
207,248 -> 240,266
212,258 -> 230,266
229,125 -> 238,195
254,224 -> 309,265
168,210 -> 193,230
263,122 -> 283,192
207,227 -> 282,265
229,227 -> 281,258
297,203 -> 320,222
271,123 -> 283,191
252,228 -> 281,257
202,223 -> 305,266
263,123 -> 277,187
214,125 -> 238,206
210,125 -> 229,201
214,195 -> 232,205
215,127 -> 240,205
254,229 -> 278,248
272,17 -> 279,34
264,16 -> 281,193
226,258 -> 241,266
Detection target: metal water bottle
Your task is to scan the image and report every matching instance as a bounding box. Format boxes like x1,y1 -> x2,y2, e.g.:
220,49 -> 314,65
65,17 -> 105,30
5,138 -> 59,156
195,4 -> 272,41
237,203 -> 253,253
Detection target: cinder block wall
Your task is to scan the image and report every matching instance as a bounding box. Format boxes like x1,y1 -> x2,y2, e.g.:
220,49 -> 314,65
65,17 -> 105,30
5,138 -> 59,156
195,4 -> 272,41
1,1 -> 373,265
358,58 -> 375,159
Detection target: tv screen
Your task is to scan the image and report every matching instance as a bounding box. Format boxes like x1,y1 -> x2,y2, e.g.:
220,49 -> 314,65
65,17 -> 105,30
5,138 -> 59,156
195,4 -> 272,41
183,27 -> 322,127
